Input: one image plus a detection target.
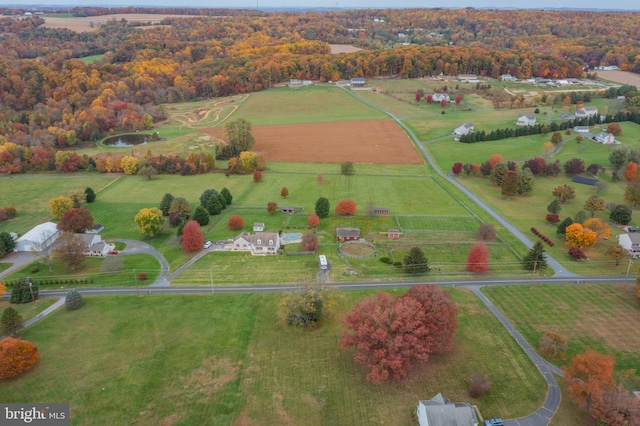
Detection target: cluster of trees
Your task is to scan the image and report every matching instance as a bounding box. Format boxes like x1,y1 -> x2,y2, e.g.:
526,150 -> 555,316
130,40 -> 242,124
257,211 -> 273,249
341,284 -> 457,384
1,7 -> 640,147
564,349 -> 640,425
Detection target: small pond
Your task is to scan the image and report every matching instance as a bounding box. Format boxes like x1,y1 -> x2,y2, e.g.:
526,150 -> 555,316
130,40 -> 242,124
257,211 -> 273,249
103,134 -> 153,147
281,233 -> 302,243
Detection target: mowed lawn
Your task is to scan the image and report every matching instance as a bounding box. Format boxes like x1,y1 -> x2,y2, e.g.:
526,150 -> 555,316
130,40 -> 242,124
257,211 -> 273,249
231,85 -> 386,125
482,284 -> 640,372
0,289 -> 546,424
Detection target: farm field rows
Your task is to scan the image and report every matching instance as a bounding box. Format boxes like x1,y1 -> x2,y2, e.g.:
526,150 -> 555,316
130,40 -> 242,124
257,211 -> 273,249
0,290 -> 546,424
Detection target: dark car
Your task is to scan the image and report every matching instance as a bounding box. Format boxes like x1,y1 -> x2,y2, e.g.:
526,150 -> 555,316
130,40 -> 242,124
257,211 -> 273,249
484,419 -> 504,426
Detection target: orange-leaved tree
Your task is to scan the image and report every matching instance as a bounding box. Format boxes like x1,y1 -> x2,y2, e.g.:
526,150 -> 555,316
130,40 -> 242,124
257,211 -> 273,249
583,218 -> 611,243
0,337 -> 39,379
335,199 -> 356,216
181,220 -> 204,252
228,215 -> 244,230
563,349 -> 615,409
341,284 -> 457,384
564,223 -> 596,248
488,153 -> 504,169
624,162 -> 637,182
307,213 -> 320,227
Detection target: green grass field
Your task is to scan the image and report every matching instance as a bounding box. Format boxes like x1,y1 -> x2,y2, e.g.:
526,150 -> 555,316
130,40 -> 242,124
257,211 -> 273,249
482,284 -> 640,372
0,289 -> 546,424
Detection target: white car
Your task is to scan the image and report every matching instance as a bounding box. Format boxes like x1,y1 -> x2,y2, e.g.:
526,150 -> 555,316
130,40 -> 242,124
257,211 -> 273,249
203,241 -> 212,249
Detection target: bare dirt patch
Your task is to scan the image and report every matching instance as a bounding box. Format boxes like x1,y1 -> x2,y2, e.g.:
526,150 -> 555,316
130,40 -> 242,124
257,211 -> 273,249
204,120 -> 423,164
597,70 -> 640,86
180,356 -> 239,399
41,14 -> 192,33
329,44 -> 365,54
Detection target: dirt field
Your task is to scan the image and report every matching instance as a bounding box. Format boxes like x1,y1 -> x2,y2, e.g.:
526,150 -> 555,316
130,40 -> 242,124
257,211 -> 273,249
597,70 -> 640,86
41,14 -> 193,32
203,120 -> 423,164
329,44 -> 364,54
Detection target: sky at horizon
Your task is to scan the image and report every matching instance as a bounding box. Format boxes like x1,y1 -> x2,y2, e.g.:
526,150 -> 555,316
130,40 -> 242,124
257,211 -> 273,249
9,0 -> 640,11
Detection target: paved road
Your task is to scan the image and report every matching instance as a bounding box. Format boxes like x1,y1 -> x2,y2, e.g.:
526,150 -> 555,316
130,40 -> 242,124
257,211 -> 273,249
110,239 -> 171,287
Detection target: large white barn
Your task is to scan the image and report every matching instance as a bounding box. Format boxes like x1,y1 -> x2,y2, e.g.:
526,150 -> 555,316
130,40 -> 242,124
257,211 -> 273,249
15,222 -> 61,252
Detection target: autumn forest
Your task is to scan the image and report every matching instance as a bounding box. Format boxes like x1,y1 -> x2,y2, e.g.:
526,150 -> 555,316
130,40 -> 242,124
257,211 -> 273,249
0,6 -> 639,154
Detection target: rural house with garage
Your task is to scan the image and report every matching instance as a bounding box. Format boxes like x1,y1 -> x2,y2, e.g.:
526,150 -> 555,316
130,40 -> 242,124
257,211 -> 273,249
233,232 -> 281,255
416,393 -> 478,426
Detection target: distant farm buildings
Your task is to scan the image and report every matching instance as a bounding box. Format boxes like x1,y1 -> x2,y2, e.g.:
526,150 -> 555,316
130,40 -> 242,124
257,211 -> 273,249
516,114 -> 536,126
336,227 -> 360,242
453,122 -> 474,140
350,77 -> 366,86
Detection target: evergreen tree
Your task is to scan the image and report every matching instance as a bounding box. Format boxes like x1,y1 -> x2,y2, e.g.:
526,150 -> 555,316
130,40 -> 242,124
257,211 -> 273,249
517,168 -> 535,195
220,187 -> 233,205
403,247 -> 430,274
610,204 -> 632,224
216,193 -> 227,209
65,289 -> 84,311
556,217 -> 574,236
1,307 -> 23,336
193,205 -> 210,226
84,187 -> 96,203
522,241 -> 548,271
206,195 -> 223,215
199,189 -> 218,208
315,197 -> 330,218
9,278 -> 38,304
159,193 -> 174,216
547,200 -> 562,214
0,232 -> 16,253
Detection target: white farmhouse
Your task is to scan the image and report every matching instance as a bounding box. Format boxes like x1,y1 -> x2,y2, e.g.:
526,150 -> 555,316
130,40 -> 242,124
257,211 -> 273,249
233,232 -> 281,255
417,393 -> 478,426
516,114 -> 536,126
432,93 -> 450,103
453,122 -> 474,140
619,234 -> 640,257
575,106 -> 598,119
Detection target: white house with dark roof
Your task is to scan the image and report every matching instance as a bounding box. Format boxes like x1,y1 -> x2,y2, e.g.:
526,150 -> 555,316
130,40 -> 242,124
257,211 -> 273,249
619,233 -> 640,257
592,132 -> 618,145
575,106 -> 598,118
77,234 -> 110,256
432,93 -> 450,103
453,122 -> 474,139
516,114 -> 536,126
15,222 -> 60,252
233,232 -> 280,255
501,74 -> 517,82
417,393 -> 478,426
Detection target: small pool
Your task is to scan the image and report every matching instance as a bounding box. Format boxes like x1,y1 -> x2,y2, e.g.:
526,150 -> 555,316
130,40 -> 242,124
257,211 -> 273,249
281,233 -> 302,243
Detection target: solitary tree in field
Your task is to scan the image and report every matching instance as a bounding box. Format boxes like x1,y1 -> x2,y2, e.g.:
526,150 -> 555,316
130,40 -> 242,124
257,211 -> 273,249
134,207 -> 164,237
301,233 -> 318,252
335,199 -> 357,216
538,332 -> 567,358
522,241 -> 547,271
253,170 -> 262,182
280,186 -> 289,198
605,244 -> 629,266
551,131 -> 563,145
468,372 -> 491,398
0,338 -> 39,379
564,349 -> 615,409
317,174 -> 324,185
466,243 -> 490,272
606,122 -> 622,136
1,307 -> 23,337
341,284 -> 457,384
476,223 -> 496,241
228,215 -> 244,230
404,247 -> 430,274
315,197 -> 330,218
181,220 -> 204,252
583,196 -> 605,217
610,204 -> 632,224
267,201 -> 278,215
84,187 -> 96,203
552,184 -> 576,203
224,118 -> 255,156
278,284 -> 339,328
625,162 -> 638,181
65,289 -> 84,310
341,161 -> 355,176
307,213 -> 320,227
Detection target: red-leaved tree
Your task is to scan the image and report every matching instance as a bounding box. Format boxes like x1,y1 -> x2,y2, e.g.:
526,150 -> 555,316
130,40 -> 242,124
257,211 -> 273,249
307,213 -> 320,227
57,207 -> 94,233
466,243 -> 490,272
440,99 -> 447,107
455,95 -> 462,104
488,154 -> 504,169
335,199 -> 356,216
451,162 -> 463,175
253,170 -> 262,182
267,201 -> 278,214
228,215 -> 244,230
181,220 -> 204,252
0,337 -> 39,379
564,349 -> 616,409
342,284 -> 457,384
624,162 -> 637,182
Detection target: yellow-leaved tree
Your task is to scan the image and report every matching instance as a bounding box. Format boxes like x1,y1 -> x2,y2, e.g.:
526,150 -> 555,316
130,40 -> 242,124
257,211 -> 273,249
121,156 -> 140,175
49,196 -> 74,220
565,223 -> 596,248
134,207 -> 164,237
583,218 -> 611,243
239,151 -> 257,172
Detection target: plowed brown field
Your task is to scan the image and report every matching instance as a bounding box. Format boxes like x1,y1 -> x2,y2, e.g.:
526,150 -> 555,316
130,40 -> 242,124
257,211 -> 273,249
203,119 -> 423,164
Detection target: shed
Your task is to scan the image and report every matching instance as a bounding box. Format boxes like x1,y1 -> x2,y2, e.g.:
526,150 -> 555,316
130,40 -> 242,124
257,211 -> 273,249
281,207 -> 295,214
388,229 -> 400,239
253,222 -> 265,232
336,227 -> 360,242
572,176 -> 598,186
373,208 -> 389,215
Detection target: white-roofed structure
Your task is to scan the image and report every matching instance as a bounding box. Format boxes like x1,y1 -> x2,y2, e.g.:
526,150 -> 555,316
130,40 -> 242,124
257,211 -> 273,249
417,393 -> 478,426
15,222 -> 61,252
